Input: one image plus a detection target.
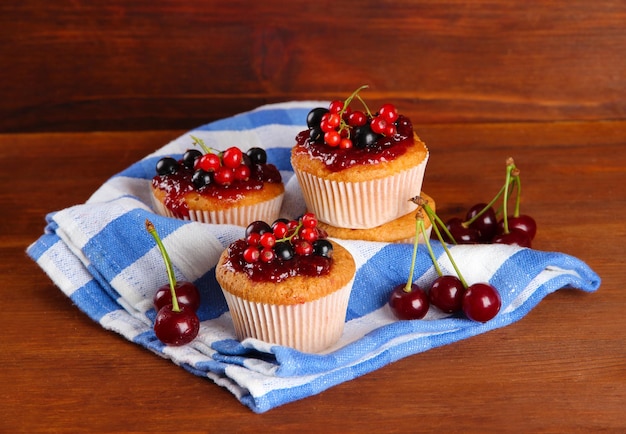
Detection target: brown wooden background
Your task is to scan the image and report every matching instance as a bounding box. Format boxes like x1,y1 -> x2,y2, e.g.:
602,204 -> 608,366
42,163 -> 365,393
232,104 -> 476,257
2,0 -> 625,133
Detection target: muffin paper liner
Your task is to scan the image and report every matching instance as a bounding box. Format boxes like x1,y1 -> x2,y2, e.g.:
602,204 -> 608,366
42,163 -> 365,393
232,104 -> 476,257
294,154 -> 429,229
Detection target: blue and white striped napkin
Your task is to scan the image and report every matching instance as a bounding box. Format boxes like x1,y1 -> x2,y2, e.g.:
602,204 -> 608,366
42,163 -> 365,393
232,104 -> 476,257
27,102 -> 600,413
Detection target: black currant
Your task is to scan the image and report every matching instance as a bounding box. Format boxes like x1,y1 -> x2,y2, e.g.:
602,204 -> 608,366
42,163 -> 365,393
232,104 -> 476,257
354,125 -> 378,148
307,107 -> 329,128
245,220 -> 273,238
313,239 -> 333,258
274,241 -> 295,261
182,149 -> 202,169
156,157 -> 179,175
191,169 -> 213,188
246,147 -> 267,165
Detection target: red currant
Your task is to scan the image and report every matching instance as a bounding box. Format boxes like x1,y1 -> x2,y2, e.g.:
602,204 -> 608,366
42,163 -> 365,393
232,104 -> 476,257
272,221 -> 289,238
259,232 -> 276,248
340,138 -> 353,149
326,113 -> 341,129
243,246 -> 260,263
347,110 -> 367,127
378,103 -> 399,123
233,164 -> 251,181
328,100 -> 344,114
246,232 -> 261,246
260,248 -> 275,263
222,147 -> 243,169
384,124 -> 397,137
299,227 -> 319,243
294,240 -> 313,256
370,117 -> 387,134
195,153 -> 221,172
324,131 -> 341,147
301,212 -> 318,228
214,167 -> 234,185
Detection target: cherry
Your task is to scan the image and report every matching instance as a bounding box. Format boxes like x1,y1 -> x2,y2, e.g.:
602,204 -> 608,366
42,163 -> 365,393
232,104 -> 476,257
154,281 -> 201,312
465,203 -> 498,242
462,283 -> 501,323
154,305 -> 200,346
492,228 -> 531,248
502,215 -> 537,241
429,275 -> 465,313
389,283 -> 429,320
146,219 -> 200,345
443,217 -> 479,244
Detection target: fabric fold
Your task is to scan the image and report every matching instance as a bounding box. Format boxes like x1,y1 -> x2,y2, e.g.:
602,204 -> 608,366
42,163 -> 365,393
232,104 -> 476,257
27,101 -> 600,413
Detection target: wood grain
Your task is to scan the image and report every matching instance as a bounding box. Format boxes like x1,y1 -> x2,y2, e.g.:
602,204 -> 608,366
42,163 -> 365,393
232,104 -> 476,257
2,1 -> 626,132
1,122 -> 624,432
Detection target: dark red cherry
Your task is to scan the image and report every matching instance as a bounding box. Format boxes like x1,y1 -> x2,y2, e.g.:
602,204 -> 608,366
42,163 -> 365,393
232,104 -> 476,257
505,215 -> 537,240
462,283 -> 501,323
389,283 -> 430,320
429,275 -> 465,313
442,217 -> 479,244
492,229 -> 531,248
153,305 -> 200,346
465,203 -> 498,242
153,281 -> 201,312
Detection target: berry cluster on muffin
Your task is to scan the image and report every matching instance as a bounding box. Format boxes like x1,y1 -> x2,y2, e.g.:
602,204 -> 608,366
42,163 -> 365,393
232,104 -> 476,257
151,136 -> 284,226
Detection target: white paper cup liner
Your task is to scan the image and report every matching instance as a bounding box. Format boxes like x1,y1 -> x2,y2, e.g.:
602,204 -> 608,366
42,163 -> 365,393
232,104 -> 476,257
221,277 -> 354,353
294,154 -> 429,229
152,192 -> 284,227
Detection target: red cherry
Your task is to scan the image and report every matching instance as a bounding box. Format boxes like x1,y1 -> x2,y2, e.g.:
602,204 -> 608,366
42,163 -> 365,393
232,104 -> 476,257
462,283 -> 501,322
154,281 -> 201,312
222,147 -> 243,169
389,283 -> 430,320
492,229 -> 531,248
465,203 -> 498,242
443,217 -> 479,244
504,215 -> 537,240
154,305 -> 200,346
195,153 -> 221,172
429,275 -> 465,313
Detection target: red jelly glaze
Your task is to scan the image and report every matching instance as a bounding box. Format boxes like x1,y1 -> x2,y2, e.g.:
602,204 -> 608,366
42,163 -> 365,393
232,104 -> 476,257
152,162 -> 282,218
224,239 -> 332,283
296,115 -> 415,172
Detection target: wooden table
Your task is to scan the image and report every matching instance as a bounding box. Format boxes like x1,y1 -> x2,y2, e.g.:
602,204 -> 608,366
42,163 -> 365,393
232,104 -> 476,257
1,121 -> 624,432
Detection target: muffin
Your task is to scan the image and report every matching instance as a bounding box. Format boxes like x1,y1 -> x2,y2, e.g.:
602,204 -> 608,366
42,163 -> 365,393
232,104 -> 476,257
215,213 -> 356,353
151,144 -> 284,226
291,90 -> 429,229
317,192 -> 436,244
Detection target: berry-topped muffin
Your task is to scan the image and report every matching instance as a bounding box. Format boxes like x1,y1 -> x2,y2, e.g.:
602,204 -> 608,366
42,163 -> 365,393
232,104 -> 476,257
291,86 -> 429,229
215,213 -> 356,353
151,137 -> 284,226
316,192 -> 436,244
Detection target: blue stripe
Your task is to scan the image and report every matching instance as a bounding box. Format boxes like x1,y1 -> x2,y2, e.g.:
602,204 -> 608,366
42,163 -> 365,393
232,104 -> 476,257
194,107 -> 312,131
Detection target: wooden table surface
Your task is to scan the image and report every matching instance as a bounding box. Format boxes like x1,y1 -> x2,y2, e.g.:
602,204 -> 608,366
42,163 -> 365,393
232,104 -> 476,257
1,120 -> 624,432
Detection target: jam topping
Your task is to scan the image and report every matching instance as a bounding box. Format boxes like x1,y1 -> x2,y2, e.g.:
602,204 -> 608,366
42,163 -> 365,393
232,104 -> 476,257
223,239 -> 332,283
152,160 -> 282,218
296,115 -> 414,172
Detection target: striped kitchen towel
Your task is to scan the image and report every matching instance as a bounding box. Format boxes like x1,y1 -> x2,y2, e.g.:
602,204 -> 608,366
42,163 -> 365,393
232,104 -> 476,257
27,102 -> 601,413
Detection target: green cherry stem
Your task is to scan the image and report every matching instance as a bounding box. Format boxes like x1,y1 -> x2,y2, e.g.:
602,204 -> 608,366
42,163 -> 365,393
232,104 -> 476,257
415,197 -> 469,289
501,158 -> 517,234
403,210 -> 423,293
417,215 -> 443,277
512,168 -> 522,217
417,198 -> 457,245
145,219 -> 181,312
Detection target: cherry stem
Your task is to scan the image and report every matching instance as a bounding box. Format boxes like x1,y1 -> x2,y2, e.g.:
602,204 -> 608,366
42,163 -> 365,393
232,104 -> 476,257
145,219 -> 180,312
501,159 -> 517,234
403,213 -> 422,293
512,169 -> 522,217
416,197 -> 469,289
417,216 -> 443,277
